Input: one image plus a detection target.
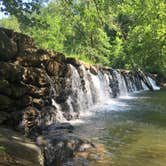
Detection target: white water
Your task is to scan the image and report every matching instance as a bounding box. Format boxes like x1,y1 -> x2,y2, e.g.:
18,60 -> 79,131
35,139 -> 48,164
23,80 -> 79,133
148,77 -> 160,90
52,99 -> 66,122
44,64 -> 160,124
114,70 -> 128,96
141,80 -> 149,90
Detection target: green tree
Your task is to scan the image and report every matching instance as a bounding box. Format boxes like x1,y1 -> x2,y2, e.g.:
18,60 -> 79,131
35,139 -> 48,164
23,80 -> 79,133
0,15 -> 20,32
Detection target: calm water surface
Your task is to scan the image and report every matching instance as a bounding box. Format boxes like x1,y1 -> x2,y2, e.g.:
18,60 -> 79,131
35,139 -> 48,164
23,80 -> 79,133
74,89 -> 166,166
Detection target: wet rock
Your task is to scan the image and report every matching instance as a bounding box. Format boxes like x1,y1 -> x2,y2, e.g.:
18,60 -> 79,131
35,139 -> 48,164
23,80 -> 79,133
0,126 -> 43,166
39,106 -> 58,127
46,60 -> 64,76
161,82 -> 166,87
121,70 -> 130,74
136,69 -> 154,91
90,66 -> 98,75
21,107 -> 41,137
32,98 -> 45,109
37,132 -> 94,166
45,123 -> 74,132
65,57 -> 81,67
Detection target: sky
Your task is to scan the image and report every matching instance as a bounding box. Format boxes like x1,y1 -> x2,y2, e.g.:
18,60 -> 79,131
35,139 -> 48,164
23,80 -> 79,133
0,1 -> 7,19
0,12 -> 7,19
0,0 -> 34,19
0,0 -> 49,19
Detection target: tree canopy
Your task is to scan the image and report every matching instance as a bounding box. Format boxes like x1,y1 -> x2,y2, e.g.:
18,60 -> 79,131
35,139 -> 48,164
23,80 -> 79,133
0,0 -> 166,78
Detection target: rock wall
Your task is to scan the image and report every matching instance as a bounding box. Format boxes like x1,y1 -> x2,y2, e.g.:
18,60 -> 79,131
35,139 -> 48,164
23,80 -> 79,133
0,27 -> 65,127
0,28 -> 159,132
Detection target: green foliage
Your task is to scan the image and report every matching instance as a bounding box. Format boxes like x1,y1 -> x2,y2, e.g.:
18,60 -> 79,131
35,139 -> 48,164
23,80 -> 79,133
0,0 -> 45,28
26,3 -> 67,52
25,0 -> 113,66
0,0 -> 165,78
0,15 -> 21,32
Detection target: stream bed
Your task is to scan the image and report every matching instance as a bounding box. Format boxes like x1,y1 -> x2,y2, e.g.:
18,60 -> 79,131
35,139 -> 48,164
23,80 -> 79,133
74,88 -> 166,166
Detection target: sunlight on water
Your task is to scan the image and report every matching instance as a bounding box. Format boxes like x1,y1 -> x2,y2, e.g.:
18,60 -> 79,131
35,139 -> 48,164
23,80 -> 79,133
74,89 -> 166,166
109,123 -> 166,166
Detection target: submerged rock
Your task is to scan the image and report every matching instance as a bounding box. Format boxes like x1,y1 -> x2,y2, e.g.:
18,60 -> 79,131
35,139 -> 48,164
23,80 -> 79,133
44,123 -> 74,132
37,130 -> 95,166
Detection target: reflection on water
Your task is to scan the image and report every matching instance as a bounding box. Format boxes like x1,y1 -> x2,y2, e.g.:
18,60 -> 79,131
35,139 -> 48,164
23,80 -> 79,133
74,89 -> 166,166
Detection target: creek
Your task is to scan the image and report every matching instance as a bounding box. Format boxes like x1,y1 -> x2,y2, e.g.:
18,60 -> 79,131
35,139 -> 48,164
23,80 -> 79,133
74,89 -> 166,166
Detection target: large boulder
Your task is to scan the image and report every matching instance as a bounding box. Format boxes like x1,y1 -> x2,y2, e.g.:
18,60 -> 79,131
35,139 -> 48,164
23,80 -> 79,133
37,126 -> 94,166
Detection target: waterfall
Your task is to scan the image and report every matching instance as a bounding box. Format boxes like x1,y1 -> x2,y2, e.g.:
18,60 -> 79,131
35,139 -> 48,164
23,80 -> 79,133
113,70 -> 128,96
41,63 -> 160,123
141,81 -> 149,90
67,65 -> 88,112
148,77 -> 160,90
41,64 -> 66,122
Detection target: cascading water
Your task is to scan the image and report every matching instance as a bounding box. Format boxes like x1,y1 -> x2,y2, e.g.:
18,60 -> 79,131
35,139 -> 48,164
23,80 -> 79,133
60,64 -> 160,121
148,77 -> 160,90
113,70 -> 128,96
141,81 -> 149,90
66,65 -> 88,113
41,64 -> 66,122
41,63 -> 160,123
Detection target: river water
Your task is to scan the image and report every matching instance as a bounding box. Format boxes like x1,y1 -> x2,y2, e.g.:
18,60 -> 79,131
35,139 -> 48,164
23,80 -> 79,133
74,88 -> 166,166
